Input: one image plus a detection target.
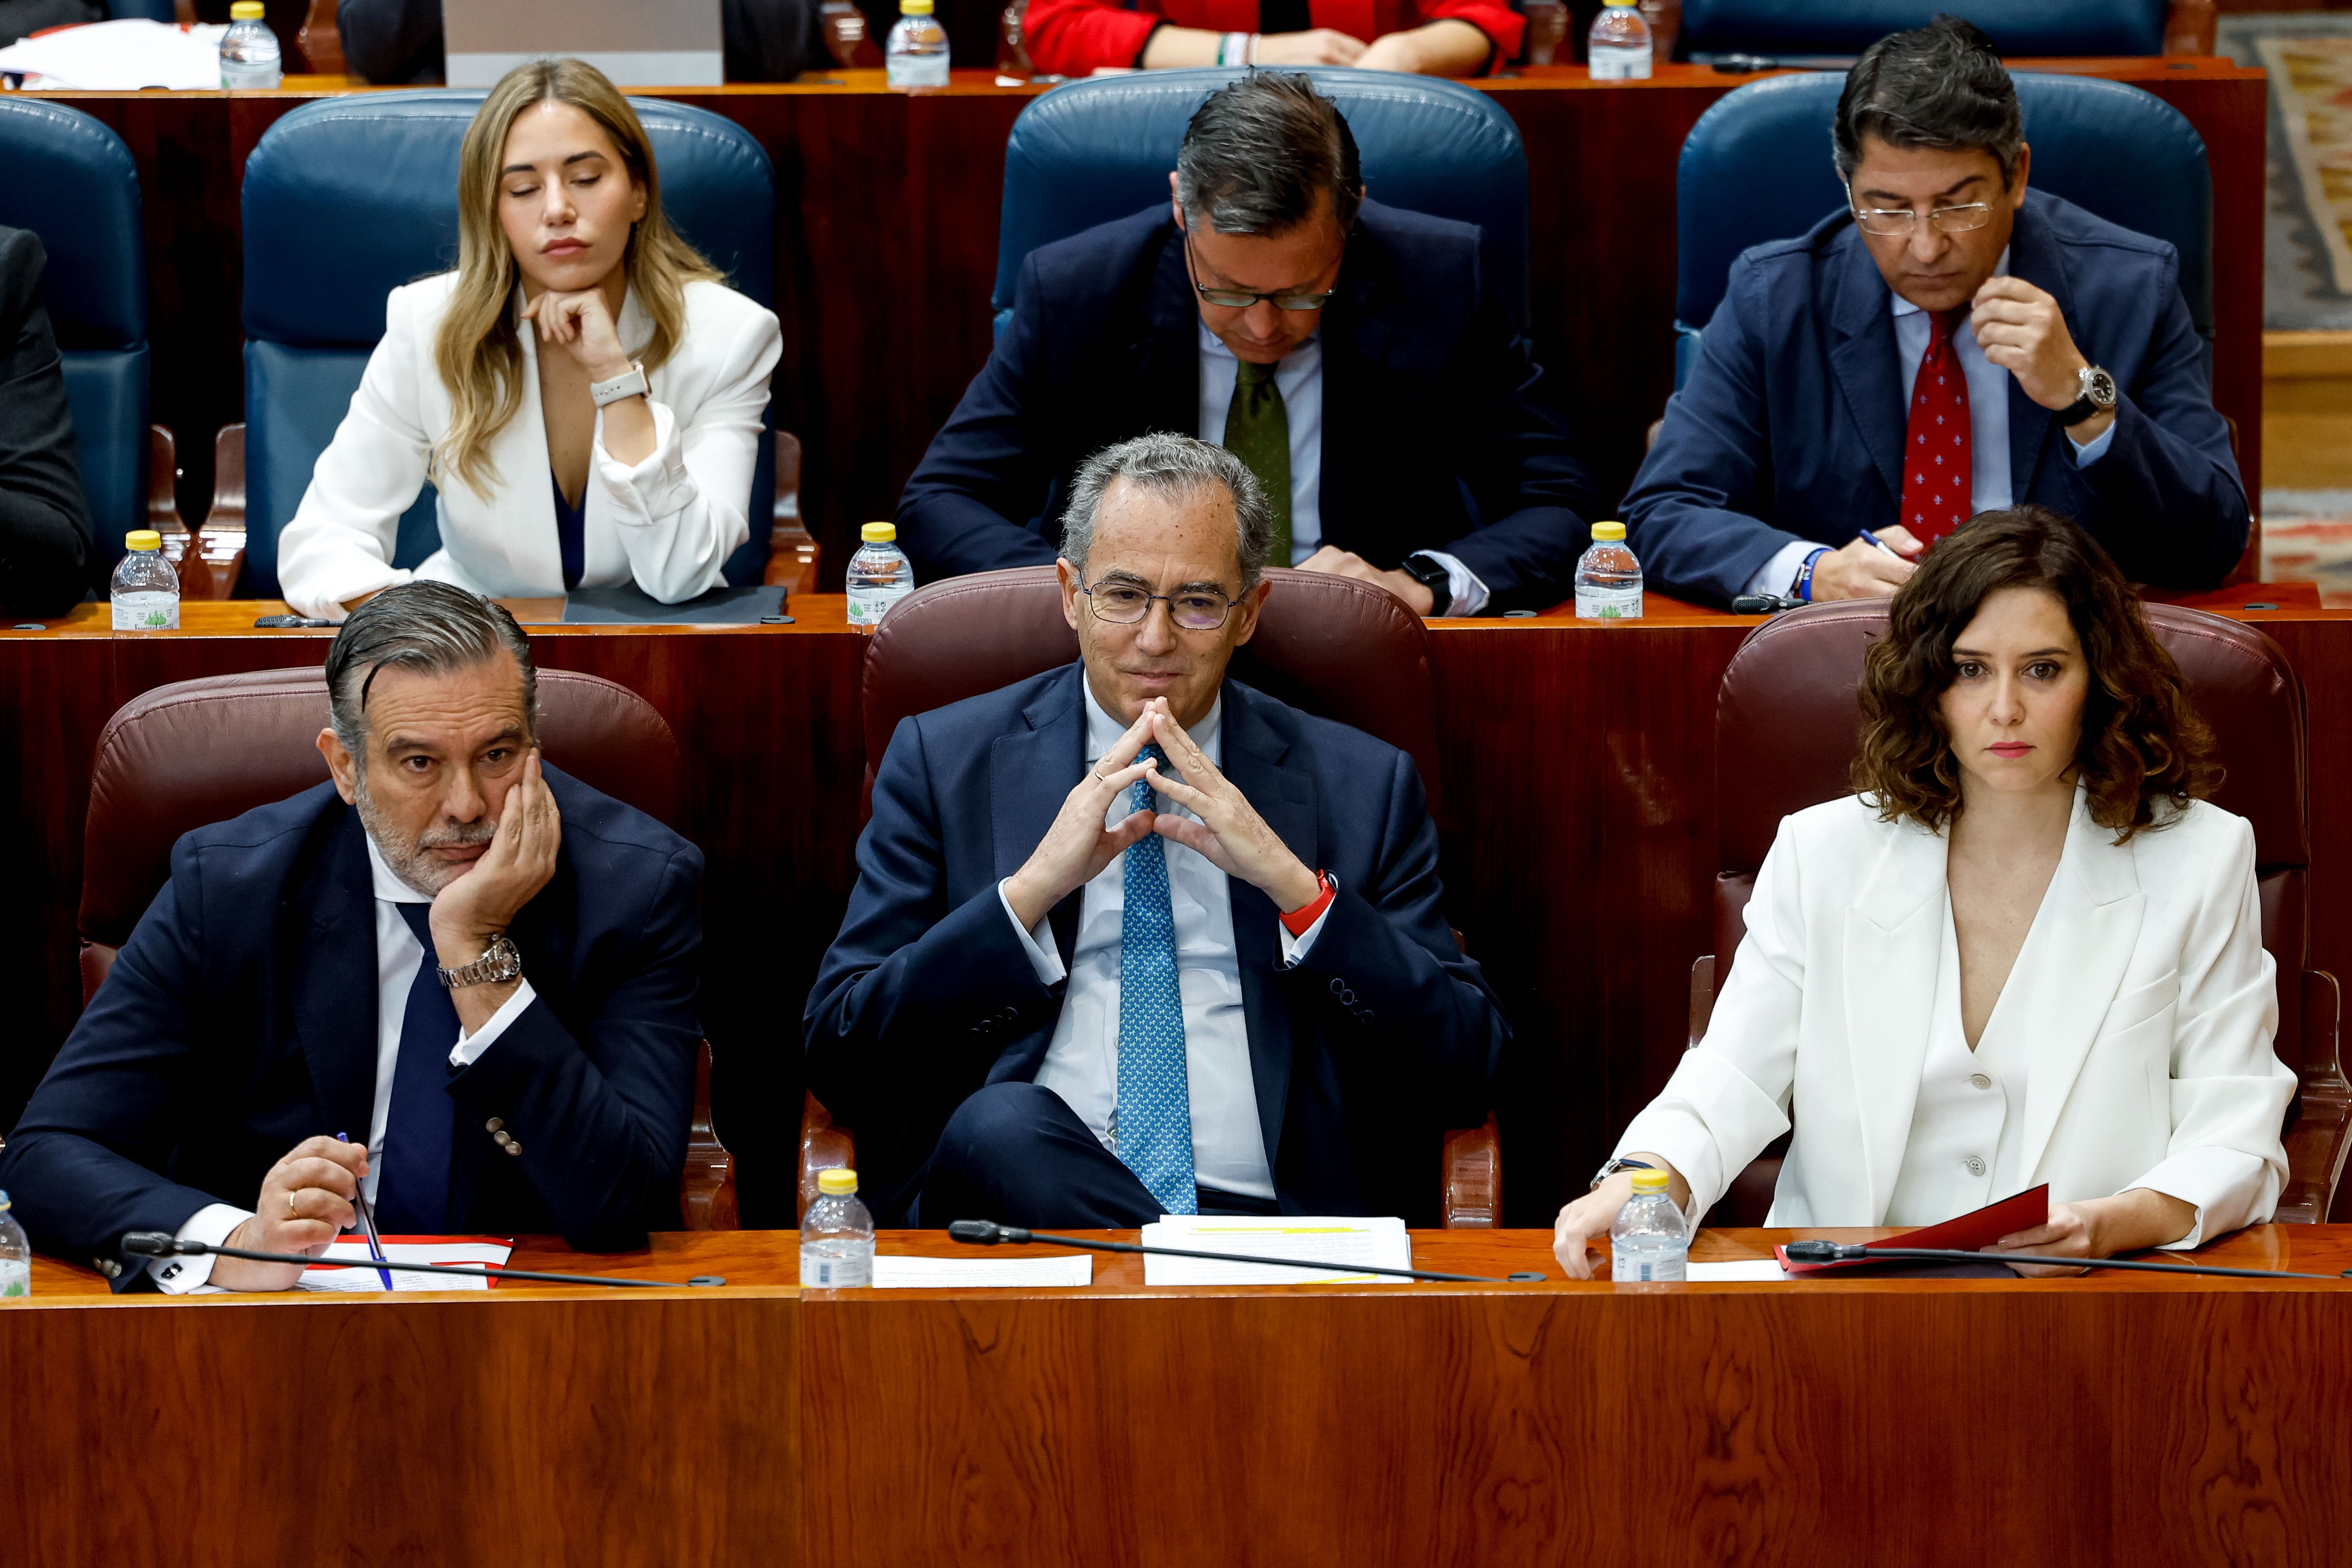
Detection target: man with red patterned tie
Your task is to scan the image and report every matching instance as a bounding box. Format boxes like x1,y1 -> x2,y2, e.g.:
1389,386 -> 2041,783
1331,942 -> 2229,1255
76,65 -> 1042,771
1622,17 -> 2247,607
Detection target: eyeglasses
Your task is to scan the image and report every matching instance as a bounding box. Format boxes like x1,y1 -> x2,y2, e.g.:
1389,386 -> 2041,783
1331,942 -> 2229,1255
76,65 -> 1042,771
1184,232 -> 1336,312
1848,201 -> 1995,238
1082,580 -> 1242,631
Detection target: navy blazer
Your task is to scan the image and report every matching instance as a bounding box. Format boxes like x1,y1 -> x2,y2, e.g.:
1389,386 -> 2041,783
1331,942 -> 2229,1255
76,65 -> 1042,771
895,202 -> 1600,614
0,768 -> 704,1289
1622,190 -> 2249,605
803,666 -> 1507,1226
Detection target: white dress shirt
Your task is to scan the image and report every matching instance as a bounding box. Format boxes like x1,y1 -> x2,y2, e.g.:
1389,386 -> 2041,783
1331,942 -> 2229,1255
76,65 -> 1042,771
1882,894 -> 2036,1223
998,680 -> 1332,1201
1197,322 -> 1491,616
1747,250 -> 2120,596
149,836 -> 538,1291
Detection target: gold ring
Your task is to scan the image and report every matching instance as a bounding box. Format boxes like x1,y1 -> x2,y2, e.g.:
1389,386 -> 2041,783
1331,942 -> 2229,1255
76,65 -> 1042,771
286,1190 -> 299,1218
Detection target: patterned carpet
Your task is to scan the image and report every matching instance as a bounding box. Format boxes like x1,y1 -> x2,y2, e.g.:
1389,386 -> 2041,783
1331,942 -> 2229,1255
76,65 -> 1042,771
2221,14 -> 2352,330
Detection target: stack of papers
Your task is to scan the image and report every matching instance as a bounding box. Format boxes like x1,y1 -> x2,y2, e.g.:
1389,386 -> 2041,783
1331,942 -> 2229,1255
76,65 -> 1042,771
1141,1216 -> 1412,1285
871,1254 -> 1092,1288
0,21 -> 229,91
296,1237 -> 515,1293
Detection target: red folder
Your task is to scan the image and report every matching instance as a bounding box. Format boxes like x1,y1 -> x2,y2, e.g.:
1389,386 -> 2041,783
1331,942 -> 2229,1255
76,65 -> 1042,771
1774,1185 -> 2049,1273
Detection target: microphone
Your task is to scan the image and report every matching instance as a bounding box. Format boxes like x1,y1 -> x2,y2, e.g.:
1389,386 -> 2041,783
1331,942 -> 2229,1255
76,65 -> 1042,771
1729,592 -> 1803,616
1782,1239 -> 2352,1282
949,1219 -> 1548,1284
118,1231 -> 727,1289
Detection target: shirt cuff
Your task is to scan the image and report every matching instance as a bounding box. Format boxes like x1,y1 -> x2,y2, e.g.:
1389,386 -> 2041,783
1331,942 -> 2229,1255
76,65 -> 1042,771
592,400 -> 687,525
1277,877 -> 1336,968
999,879 -> 1066,985
1747,539 -> 1822,599
2069,418 -> 2118,466
149,1201 -> 251,1293
450,978 -> 540,1067
1417,551 -> 1491,617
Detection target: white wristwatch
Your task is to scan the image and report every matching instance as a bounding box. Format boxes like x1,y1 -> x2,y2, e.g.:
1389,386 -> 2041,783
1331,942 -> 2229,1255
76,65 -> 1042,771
590,361 -> 649,408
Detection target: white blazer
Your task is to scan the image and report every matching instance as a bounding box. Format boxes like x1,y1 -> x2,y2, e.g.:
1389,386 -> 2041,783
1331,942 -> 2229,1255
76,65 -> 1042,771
276,272 -> 783,620
1618,789 -> 2296,1248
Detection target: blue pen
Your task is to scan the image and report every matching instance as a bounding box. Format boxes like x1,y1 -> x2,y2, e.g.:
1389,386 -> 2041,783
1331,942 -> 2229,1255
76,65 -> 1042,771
1856,528 -> 1907,563
338,1132 -> 396,1291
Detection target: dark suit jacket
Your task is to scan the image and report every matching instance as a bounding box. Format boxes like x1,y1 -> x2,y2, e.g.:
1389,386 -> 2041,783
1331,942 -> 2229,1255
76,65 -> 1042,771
895,202 -> 1600,613
803,665 -> 1507,1226
335,0 -> 824,83
0,226 -> 93,618
1622,190 -> 2249,605
0,768 -> 704,1290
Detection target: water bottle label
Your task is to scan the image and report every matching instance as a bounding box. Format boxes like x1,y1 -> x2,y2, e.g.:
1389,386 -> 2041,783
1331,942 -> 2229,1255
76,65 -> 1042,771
846,583 -> 914,627
0,1259 -> 28,1298
1589,43 -> 1652,80
1611,1247 -> 1685,1283
1574,584 -> 1643,620
887,53 -> 951,89
112,592 -> 180,631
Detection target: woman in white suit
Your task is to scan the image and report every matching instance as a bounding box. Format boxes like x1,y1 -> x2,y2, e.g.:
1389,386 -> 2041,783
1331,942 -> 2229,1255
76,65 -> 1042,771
1555,508 -> 2295,1277
276,58 -> 783,620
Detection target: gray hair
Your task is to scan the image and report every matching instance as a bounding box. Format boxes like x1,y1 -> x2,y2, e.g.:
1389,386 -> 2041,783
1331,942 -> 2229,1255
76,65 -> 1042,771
1176,71 -> 1363,236
1059,433 -> 1273,589
1832,15 -> 2025,188
325,580 -> 538,762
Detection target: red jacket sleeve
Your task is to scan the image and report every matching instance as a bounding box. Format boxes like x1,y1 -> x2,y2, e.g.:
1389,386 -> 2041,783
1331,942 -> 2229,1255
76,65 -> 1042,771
1024,0 -> 1169,77
1414,0 -> 1522,67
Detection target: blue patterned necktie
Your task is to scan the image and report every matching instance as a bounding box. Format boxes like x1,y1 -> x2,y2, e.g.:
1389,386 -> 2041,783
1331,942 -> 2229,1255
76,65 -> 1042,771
375,902 -> 458,1234
1115,743 -> 1197,1216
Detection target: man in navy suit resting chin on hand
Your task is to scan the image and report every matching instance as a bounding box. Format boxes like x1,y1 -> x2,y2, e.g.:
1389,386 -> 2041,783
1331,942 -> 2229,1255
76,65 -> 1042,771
0,582 -> 703,1291
807,432 -> 1505,1229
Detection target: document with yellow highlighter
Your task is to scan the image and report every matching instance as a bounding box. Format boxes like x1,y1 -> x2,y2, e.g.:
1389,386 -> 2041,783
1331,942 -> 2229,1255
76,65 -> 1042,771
1139,1216 -> 1412,1285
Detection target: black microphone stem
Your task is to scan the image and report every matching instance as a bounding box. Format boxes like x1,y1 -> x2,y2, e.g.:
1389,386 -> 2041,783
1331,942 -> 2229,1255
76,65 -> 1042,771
1796,1244 -> 2348,1283
191,1241 -> 700,1289
958,1224 -> 1523,1284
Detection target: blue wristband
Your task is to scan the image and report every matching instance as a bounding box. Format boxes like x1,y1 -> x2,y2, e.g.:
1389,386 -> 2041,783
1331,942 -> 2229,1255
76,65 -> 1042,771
1794,547 -> 1829,603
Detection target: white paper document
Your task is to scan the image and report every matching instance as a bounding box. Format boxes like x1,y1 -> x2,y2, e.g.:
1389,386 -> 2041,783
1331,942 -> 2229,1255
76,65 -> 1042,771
1682,1259 -> 1791,1282
0,21 -> 229,91
871,1254 -> 1093,1289
1141,1216 -> 1412,1285
296,1239 -> 516,1292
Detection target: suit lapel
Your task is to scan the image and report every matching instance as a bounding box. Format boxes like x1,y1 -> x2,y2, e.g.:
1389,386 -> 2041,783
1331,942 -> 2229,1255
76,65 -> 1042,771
288,809 -> 380,1144
1825,230 -> 1908,510
1841,819 -> 1946,1220
2012,794 -> 2144,1180
1219,685 -> 1316,1176
2005,199 -> 2065,504
992,667 -> 1088,968
1317,235 -> 1389,553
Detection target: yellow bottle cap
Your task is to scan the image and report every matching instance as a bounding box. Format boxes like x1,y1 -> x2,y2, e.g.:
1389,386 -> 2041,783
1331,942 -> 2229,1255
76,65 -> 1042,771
1590,521 -> 1627,542
861,522 -> 898,543
899,0 -> 935,12
229,1 -> 266,17
817,1167 -> 859,1195
125,529 -> 162,552
1629,1167 -> 1669,1193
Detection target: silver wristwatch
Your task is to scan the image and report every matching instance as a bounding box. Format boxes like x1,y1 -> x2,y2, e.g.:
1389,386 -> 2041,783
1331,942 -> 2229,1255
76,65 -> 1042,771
1588,1156 -> 1655,1192
438,934 -> 523,989
590,361 -> 649,408
2057,364 -> 2118,428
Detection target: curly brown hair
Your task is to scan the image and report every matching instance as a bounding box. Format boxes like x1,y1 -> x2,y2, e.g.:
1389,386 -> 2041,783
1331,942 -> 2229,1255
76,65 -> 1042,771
1853,506 -> 2220,842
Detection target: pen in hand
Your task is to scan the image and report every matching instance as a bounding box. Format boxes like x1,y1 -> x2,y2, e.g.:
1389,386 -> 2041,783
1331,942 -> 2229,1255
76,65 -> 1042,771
1856,528 -> 1907,563
338,1131 -> 396,1292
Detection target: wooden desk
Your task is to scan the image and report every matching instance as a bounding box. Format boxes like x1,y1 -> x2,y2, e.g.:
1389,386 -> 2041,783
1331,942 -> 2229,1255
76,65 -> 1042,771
13,1225 -> 2350,1565
6,587 -> 2346,1225
24,58 -> 2265,577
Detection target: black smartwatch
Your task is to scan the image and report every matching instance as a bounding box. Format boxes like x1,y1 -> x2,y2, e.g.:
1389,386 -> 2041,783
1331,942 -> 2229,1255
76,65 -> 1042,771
1401,552 -> 1453,618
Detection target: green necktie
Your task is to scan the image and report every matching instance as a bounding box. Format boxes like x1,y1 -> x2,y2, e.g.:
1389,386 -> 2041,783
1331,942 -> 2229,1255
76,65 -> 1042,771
1222,360 -> 1292,566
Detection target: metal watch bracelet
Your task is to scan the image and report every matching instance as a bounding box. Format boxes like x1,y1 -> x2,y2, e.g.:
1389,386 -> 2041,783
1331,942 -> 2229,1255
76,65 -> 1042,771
437,934 -> 523,989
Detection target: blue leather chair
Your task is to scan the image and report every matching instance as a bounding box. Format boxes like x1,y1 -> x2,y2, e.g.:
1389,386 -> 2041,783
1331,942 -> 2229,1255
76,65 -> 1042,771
1676,0 -> 2202,61
993,67 -> 1529,335
1672,71 -> 2212,389
0,98 -> 150,585
236,91 -> 777,599
107,0 -> 180,18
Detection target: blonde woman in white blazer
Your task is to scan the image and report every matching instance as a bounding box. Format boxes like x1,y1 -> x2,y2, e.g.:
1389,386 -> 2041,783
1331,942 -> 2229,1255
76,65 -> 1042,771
1555,508 -> 2294,1278
276,59 -> 782,621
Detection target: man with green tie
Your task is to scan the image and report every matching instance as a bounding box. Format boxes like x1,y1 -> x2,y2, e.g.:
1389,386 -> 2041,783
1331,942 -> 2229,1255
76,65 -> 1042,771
894,70 -> 1600,617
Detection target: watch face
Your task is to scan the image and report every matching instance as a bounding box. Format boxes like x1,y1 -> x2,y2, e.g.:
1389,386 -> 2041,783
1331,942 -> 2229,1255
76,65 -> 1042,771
2085,367 -> 2117,409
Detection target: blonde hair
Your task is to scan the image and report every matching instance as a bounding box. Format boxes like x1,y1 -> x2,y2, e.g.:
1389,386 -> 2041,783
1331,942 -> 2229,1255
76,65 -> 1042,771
433,58 -> 720,498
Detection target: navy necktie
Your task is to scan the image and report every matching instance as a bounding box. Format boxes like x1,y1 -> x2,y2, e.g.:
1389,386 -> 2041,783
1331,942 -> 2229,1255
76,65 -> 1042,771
375,901 -> 458,1234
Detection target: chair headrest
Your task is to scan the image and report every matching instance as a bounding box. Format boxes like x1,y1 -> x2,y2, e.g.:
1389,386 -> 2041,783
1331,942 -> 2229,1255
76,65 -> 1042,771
995,68 -> 1527,324
1714,600 -> 2306,876
80,667 -> 682,946
1678,0 -> 2167,57
243,92 -> 774,347
1676,71 -> 2210,338
0,98 -> 145,348
862,566 -> 1445,823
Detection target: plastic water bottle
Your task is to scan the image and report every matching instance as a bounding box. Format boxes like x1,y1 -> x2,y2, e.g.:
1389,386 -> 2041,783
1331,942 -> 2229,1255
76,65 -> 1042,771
1610,1167 -> 1687,1282
110,529 -> 180,631
218,0 -> 283,89
1574,520 -> 1643,620
0,1191 -> 29,1299
845,521 -> 915,632
1587,0 -> 1652,80
886,0 -> 951,93
800,1168 -> 875,1288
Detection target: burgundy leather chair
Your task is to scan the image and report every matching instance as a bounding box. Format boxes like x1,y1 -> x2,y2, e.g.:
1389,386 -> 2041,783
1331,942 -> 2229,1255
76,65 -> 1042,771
800,565 -> 1503,1227
76,667 -> 739,1230
1690,601 -> 2350,1226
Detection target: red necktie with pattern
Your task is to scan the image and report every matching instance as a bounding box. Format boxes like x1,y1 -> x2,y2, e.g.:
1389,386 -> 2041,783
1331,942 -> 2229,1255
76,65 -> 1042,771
1900,307 -> 1973,546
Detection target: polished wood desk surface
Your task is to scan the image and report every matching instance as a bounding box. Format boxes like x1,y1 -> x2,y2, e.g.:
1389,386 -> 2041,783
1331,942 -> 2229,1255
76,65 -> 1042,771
18,1224 -> 2350,1301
